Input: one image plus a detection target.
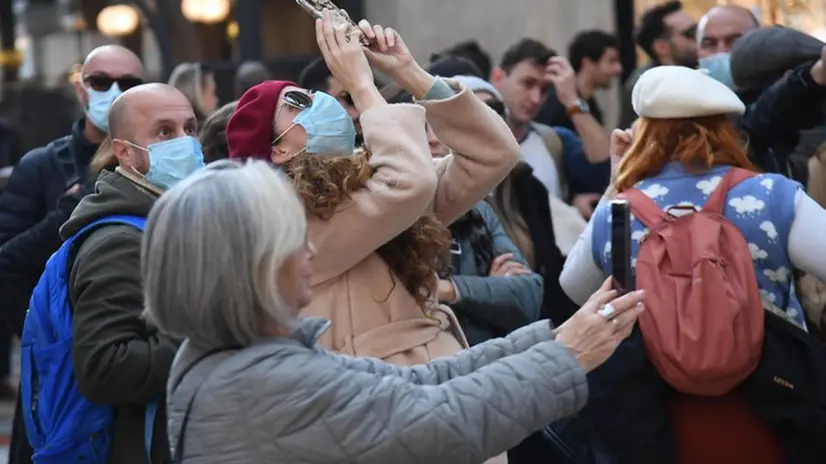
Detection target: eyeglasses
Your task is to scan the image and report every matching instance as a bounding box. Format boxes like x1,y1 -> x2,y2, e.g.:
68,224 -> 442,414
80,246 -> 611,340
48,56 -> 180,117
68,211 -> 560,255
283,91 -> 313,111
272,91 -> 314,146
83,74 -> 144,92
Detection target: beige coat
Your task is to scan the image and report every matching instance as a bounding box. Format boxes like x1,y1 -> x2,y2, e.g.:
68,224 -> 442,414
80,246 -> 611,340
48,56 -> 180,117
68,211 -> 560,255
300,83 -> 519,369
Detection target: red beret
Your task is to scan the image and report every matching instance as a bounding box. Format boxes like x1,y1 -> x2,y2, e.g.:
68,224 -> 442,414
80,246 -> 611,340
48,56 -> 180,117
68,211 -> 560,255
227,80 -> 296,160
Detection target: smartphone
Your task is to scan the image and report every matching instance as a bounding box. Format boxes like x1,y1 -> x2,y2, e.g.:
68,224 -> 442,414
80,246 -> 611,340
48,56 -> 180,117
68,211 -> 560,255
610,199 -> 634,295
295,0 -> 371,45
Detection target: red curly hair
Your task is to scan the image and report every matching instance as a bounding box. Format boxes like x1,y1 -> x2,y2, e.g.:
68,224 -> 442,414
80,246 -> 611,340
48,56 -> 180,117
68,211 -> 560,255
615,115 -> 758,192
283,149 -> 452,308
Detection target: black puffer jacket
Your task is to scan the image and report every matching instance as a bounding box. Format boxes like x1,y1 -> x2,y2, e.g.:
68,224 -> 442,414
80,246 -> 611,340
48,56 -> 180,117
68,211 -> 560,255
0,119 -> 98,335
732,26 -> 826,182
739,63 -> 826,181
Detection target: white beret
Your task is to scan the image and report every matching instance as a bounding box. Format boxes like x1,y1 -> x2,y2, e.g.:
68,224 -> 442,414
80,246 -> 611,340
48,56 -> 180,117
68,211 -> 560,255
632,65 -> 745,119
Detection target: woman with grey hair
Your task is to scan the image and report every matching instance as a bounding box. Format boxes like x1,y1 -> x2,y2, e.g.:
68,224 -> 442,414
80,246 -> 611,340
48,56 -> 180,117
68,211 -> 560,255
145,159 -> 644,464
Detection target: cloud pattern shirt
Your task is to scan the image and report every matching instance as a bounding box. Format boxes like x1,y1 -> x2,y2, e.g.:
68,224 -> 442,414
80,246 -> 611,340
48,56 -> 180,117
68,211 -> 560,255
589,162 -> 806,330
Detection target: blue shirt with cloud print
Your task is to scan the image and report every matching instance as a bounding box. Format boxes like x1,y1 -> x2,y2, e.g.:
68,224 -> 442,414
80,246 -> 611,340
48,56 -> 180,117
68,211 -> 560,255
590,162 -> 806,330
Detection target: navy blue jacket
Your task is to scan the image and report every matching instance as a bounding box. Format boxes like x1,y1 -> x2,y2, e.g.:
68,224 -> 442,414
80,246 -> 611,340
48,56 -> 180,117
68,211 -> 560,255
0,120 -> 98,336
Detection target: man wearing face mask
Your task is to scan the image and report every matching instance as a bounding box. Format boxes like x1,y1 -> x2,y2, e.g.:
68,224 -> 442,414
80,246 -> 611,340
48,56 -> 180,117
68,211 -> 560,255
49,83 -> 203,464
0,45 -> 144,333
0,44 -> 144,464
698,6 -> 826,179
696,5 -> 759,88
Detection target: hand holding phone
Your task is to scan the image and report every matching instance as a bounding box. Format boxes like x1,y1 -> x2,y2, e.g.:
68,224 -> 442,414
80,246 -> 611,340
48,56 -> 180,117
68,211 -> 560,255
296,0 -> 371,46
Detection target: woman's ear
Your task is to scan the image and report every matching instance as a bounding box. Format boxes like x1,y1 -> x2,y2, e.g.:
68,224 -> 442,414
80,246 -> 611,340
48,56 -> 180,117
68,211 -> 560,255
271,146 -> 292,165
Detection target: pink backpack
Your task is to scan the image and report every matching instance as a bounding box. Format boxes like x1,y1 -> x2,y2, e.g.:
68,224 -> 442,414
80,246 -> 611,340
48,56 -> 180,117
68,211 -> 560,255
618,168 -> 764,396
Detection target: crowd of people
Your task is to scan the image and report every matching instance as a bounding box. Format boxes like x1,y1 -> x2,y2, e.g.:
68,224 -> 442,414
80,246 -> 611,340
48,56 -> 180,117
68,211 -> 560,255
0,1 -> 825,463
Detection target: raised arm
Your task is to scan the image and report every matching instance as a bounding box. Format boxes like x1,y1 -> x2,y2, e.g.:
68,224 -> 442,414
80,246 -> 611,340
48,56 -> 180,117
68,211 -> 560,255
422,77 -> 520,225
357,21 -> 520,226
251,335 -> 588,463
308,14 -> 438,284
325,319 -> 554,384
309,103 -> 437,284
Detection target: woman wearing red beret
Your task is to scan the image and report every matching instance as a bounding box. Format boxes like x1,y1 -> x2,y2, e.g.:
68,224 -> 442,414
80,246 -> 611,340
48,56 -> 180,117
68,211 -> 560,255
225,11 -> 519,377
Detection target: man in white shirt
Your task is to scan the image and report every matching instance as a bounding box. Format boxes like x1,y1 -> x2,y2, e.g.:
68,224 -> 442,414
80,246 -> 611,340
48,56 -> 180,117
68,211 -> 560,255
491,39 -> 590,252
491,39 -> 563,198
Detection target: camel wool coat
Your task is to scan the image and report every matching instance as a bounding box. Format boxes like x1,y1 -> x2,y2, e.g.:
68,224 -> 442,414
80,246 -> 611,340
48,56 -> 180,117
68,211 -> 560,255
300,80 -> 519,370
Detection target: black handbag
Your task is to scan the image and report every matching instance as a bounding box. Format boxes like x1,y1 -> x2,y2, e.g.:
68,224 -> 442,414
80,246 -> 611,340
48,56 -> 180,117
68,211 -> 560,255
541,426 -> 589,464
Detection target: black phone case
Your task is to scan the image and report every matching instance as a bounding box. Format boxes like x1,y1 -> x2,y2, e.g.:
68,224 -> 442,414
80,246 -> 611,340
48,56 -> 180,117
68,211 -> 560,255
610,200 -> 634,295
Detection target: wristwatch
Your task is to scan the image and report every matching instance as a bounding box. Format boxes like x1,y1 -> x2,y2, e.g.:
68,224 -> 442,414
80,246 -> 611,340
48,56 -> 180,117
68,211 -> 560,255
566,99 -> 591,116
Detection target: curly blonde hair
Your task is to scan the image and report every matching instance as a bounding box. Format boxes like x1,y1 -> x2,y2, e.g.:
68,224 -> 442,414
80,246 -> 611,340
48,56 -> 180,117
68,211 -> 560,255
283,149 -> 452,308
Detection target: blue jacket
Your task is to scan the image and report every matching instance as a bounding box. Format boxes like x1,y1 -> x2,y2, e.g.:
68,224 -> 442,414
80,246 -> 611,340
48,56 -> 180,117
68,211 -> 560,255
448,202 -> 543,346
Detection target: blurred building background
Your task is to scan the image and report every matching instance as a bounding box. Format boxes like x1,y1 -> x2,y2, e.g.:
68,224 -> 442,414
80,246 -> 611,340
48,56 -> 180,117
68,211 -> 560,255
1,0 -> 826,154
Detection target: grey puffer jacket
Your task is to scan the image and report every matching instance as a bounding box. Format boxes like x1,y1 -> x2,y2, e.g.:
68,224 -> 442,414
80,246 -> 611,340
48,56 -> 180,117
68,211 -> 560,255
167,318 -> 588,464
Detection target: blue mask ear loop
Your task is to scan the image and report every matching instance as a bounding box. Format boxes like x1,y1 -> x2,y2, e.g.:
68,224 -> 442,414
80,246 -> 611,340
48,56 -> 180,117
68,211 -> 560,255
271,102 -> 309,160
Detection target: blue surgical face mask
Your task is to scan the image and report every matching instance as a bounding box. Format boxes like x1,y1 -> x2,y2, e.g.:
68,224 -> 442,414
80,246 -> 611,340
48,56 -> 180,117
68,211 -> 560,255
276,91 -> 356,157
125,136 -> 205,190
86,83 -> 122,133
699,53 -> 734,89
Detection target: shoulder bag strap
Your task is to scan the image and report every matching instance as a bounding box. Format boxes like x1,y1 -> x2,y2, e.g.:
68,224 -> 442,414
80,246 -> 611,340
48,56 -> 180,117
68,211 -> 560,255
171,348 -> 237,464
533,124 -> 567,190
704,167 -> 755,214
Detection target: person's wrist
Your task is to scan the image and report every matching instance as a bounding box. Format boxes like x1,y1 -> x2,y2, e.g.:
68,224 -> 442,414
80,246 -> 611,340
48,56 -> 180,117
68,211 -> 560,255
350,84 -> 386,113
559,93 -> 579,108
392,62 -> 435,100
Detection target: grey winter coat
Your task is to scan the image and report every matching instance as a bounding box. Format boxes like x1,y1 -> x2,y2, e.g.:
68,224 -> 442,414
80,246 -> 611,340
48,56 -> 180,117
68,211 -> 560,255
167,318 -> 588,464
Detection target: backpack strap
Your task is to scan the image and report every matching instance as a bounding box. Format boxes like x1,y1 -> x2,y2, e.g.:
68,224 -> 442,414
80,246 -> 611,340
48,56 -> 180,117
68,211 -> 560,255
533,123 -> 567,192
616,189 -> 667,229
67,214 -> 148,246
704,167 -> 756,214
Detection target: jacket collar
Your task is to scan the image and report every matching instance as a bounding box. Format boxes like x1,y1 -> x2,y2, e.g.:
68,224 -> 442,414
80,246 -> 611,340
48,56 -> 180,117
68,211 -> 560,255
115,166 -> 165,197
290,318 -> 332,347
70,119 -> 100,169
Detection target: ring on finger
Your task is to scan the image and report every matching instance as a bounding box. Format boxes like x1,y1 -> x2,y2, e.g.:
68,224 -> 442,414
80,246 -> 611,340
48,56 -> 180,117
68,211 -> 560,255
597,303 -> 617,320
